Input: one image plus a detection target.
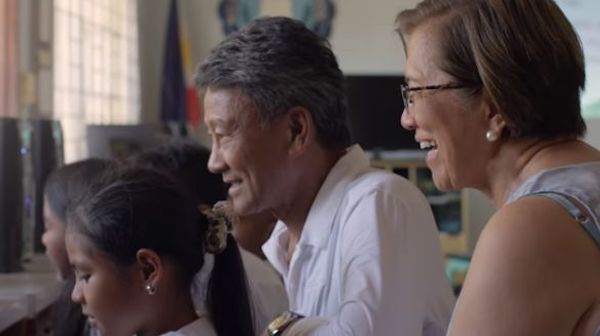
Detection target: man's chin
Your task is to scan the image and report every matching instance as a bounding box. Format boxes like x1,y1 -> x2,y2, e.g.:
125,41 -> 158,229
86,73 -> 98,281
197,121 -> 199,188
230,199 -> 255,217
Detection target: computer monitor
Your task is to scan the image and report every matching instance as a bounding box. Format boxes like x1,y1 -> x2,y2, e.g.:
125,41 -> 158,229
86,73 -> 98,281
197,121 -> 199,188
345,75 -> 418,152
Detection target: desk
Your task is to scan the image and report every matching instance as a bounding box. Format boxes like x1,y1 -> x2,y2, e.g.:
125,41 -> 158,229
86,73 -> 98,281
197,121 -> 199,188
0,255 -> 63,333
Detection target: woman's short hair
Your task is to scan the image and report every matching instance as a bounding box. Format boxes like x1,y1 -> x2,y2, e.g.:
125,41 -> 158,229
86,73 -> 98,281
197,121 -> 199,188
396,0 -> 586,139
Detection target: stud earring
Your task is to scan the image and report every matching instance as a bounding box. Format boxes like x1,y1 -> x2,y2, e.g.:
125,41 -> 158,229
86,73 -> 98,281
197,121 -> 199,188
145,283 -> 156,296
486,130 -> 499,142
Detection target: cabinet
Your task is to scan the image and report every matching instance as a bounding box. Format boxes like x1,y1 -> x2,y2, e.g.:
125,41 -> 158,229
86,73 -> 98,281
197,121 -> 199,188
371,153 -> 470,255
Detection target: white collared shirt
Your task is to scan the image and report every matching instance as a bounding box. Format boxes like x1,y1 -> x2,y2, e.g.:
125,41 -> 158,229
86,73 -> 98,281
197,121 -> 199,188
263,145 -> 455,336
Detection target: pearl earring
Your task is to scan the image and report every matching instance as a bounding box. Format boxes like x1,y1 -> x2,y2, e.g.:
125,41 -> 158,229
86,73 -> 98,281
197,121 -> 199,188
486,130 -> 499,142
145,283 -> 156,296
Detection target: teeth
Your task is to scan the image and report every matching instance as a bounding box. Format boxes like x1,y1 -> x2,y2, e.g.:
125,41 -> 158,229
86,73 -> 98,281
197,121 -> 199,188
419,140 -> 437,150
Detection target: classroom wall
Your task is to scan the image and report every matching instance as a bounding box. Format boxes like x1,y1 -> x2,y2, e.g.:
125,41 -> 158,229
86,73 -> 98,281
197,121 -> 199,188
138,0 -> 420,123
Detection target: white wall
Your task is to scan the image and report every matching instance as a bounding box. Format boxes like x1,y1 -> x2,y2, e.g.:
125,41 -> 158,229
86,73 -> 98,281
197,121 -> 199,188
329,0 -> 423,74
181,0 -> 420,74
137,0 -> 169,123
137,0 -> 420,123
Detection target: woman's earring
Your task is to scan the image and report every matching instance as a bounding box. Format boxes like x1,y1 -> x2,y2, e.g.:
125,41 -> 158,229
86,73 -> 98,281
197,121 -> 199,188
486,130 -> 499,142
145,283 -> 156,296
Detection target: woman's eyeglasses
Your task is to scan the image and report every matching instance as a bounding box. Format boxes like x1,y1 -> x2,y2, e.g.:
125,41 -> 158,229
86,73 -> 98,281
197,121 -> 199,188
401,83 -> 471,113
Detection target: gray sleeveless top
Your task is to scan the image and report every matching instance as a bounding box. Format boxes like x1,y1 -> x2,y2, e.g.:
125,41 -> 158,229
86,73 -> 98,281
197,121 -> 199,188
506,162 -> 600,247
446,163 -> 600,335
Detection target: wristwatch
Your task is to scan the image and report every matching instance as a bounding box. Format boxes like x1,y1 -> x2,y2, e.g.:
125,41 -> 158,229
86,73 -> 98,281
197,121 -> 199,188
267,311 -> 304,336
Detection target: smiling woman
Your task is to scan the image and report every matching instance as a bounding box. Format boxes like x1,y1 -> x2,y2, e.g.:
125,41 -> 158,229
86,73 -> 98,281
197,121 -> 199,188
396,0 -> 600,334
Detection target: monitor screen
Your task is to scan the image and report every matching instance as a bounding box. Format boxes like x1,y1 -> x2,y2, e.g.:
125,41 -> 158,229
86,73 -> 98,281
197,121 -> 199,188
345,75 -> 418,151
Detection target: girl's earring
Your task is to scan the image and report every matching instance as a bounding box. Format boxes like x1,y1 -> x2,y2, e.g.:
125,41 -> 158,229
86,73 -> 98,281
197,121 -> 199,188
145,283 -> 156,296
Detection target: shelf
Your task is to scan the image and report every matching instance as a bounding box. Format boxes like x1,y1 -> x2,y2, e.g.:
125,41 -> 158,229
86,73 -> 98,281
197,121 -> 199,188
427,193 -> 461,205
372,157 -> 470,255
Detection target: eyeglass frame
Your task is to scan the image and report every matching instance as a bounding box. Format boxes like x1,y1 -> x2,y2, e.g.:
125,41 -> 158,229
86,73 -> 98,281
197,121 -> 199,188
400,83 -> 472,113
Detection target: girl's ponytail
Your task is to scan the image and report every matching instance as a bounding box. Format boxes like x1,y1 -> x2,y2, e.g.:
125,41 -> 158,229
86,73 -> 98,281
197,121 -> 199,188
207,234 -> 255,336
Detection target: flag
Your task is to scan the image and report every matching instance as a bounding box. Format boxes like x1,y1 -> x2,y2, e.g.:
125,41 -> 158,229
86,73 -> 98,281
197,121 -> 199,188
160,0 -> 202,128
179,2 -> 202,127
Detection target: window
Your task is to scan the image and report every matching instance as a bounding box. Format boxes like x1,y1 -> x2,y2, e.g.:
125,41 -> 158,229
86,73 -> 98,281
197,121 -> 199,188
53,0 -> 140,162
0,0 -> 18,118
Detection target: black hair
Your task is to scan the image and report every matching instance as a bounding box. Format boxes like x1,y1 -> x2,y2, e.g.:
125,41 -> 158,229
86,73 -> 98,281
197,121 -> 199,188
69,166 -> 254,336
130,141 -> 226,206
44,158 -> 116,223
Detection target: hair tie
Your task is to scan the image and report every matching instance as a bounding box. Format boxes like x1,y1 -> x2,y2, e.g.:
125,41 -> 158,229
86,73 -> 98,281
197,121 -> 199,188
202,201 -> 236,254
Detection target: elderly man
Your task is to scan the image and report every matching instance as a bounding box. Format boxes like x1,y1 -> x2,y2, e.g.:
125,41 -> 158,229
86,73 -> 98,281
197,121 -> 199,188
196,16 -> 454,336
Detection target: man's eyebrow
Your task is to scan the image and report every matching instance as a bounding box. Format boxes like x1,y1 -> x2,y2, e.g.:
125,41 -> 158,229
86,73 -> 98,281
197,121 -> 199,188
207,116 -> 234,128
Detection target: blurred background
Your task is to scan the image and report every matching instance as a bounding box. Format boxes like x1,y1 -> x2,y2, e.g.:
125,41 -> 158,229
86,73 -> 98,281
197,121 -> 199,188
1,0 -> 599,299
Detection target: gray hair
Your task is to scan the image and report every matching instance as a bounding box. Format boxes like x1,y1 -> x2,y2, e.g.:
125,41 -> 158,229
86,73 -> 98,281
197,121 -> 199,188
196,16 -> 351,149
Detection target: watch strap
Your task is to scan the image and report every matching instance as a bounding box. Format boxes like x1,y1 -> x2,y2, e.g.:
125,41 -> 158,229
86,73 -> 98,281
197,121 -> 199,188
267,311 -> 304,336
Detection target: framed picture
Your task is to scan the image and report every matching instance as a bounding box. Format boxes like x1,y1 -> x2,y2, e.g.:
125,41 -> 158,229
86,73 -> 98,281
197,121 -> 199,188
218,0 -> 335,38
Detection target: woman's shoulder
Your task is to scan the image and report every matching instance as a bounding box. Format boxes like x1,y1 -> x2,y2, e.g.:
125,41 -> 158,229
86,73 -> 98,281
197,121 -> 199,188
474,196 -> 600,303
449,196 -> 600,334
483,196 -> 594,260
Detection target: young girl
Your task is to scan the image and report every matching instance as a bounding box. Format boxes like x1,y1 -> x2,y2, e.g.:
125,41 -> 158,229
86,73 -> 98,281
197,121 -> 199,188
131,141 -> 287,333
42,158 -> 116,336
65,166 -> 254,336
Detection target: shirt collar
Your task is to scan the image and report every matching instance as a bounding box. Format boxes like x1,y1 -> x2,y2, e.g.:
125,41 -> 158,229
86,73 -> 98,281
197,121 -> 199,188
262,221 -> 291,276
299,144 -> 370,249
263,144 -> 370,269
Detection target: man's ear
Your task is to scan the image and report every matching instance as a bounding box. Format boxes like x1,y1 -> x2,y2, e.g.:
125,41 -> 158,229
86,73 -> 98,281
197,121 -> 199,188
286,106 -> 312,156
136,248 -> 162,286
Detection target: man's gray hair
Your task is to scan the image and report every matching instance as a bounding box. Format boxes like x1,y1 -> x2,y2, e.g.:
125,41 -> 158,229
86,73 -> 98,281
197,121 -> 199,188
196,16 -> 351,149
